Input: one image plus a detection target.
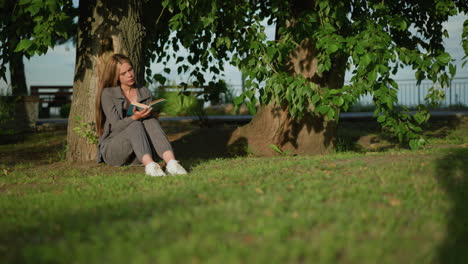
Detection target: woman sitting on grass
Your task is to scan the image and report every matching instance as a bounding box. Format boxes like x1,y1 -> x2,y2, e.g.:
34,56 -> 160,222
95,53 -> 187,177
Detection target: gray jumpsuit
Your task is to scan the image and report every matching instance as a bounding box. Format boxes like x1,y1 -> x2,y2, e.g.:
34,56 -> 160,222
96,86 -> 172,165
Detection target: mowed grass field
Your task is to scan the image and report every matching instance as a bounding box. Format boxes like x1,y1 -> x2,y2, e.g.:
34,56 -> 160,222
0,117 -> 467,264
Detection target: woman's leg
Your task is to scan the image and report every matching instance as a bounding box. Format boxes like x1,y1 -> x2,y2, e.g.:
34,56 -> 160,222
142,118 -> 187,175
103,121 -> 153,166
141,118 -> 174,163
103,121 -> 166,176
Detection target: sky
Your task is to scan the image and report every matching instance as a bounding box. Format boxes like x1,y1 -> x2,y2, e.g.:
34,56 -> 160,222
1,12 -> 467,94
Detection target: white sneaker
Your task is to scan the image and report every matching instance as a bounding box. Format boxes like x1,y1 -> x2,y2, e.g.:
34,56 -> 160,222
165,160 -> 188,175
145,162 -> 166,177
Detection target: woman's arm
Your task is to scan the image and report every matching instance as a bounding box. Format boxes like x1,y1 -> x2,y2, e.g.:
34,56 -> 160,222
100,90 -> 135,134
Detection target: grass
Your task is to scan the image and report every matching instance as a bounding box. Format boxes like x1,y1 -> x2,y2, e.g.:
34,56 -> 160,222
0,118 -> 467,264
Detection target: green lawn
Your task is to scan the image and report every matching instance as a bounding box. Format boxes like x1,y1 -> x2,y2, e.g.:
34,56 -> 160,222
0,118 -> 467,264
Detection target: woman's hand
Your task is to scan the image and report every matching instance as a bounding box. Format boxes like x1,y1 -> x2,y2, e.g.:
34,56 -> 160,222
131,107 -> 152,120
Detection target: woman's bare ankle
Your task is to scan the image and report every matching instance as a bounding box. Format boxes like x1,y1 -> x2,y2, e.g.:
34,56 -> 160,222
141,154 -> 154,166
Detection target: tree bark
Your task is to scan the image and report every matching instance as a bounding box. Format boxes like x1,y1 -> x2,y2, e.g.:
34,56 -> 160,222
66,0 -> 145,162
8,38 -> 32,132
2,0 -> 28,96
9,50 -> 28,96
228,103 -> 338,156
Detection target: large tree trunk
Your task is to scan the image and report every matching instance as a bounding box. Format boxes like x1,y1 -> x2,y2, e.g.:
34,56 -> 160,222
228,103 -> 338,156
228,39 -> 347,157
7,38 -> 35,132
67,0 -> 145,162
3,0 -> 28,96
9,49 -> 28,96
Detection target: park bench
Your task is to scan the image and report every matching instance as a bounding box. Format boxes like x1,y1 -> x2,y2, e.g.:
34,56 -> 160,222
29,84 -> 228,118
30,85 -> 73,118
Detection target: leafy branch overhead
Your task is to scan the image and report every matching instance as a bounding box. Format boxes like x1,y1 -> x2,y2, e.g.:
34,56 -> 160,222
14,0 -> 76,55
160,0 -> 468,149
0,0 -> 76,82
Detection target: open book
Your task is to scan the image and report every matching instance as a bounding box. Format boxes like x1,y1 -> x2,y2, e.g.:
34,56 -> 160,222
126,98 -> 167,116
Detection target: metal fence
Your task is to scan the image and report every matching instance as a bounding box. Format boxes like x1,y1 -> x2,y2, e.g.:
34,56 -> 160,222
354,78 -> 468,107
226,78 -> 468,108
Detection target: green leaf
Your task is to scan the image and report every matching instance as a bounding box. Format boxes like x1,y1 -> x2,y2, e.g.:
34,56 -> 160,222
316,105 -> 330,114
233,95 -> 244,106
332,97 -> 344,106
317,64 -> 326,73
385,96 -> 394,110
26,2 -> 41,16
399,19 -> 407,31
267,47 -> 277,60
409,138 -> 426,150
225,37 -> 231,49
269,144 -> 286,156
449,63 -> 456,77
368,71 -> 377,82
355,43 -> 364,55
46,0 -> 57,12
201,16 -> 213,28
377,115 -> 386,123
328,44 -> 339,53
311,94 -> 320,104
328,89 -> 340,95
437,52 -> 451,64
153,74 -> 166,85
14,39 -> 33,52
361,54 -> 372,67
246,102 -> 257,115
327,108 -> 335,120
413,113 -> 422,124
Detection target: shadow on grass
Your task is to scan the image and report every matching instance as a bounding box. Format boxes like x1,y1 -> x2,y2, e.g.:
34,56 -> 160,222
436,148 -> 468,264
0,136 -> 66,167
423,116 -> 463,139
335,119 -> 398,152
170,126 -> 241,169
335,116 -> 465,152
170,119 -> 400,164
0,191 -> 203,264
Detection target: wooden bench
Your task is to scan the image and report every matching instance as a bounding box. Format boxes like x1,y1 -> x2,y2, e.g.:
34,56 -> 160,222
30,85 -> 73,117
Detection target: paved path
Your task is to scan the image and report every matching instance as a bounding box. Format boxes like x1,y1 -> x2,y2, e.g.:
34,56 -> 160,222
37,110 -> 468,125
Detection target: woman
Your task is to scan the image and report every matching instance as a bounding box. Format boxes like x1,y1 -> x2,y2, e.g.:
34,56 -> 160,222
95,54 -> 187,176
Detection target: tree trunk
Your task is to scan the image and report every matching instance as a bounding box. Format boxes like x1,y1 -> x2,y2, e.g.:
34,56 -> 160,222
3,0 -> 28,96
9,49 -> 28,96
228,39 -> 347,156
8,38 -> 33,132
66,0 -> 145,162
228,103 -> 338,156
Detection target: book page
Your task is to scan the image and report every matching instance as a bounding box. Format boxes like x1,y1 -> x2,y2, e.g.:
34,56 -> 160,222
149,98 -> 166,106
131,102 -> 149,109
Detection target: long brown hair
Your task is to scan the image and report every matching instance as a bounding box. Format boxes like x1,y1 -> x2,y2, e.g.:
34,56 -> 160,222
95,54 -> 133,136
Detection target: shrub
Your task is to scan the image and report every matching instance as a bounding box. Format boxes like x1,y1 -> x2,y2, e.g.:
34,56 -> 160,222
60,103 -> 71,118
159,90 -> 204,116
0,96 -> 17,125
